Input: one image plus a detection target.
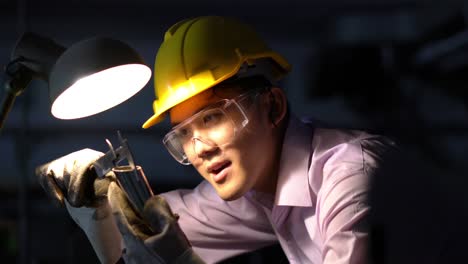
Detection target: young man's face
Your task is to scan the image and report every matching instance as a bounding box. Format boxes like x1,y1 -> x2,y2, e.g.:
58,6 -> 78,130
169,87 -> 277,201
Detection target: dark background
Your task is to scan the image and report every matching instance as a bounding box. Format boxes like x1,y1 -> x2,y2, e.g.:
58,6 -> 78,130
1,0 -> 468,263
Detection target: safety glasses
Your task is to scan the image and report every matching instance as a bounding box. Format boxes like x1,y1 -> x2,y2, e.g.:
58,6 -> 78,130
163,90 -> 260,165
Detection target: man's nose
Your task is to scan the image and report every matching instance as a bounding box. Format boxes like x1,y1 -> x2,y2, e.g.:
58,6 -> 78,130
192,137 -> 218,158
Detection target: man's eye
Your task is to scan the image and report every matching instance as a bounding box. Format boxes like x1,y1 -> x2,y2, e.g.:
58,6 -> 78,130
202,112 -> 223,125
177,128 -> 192,139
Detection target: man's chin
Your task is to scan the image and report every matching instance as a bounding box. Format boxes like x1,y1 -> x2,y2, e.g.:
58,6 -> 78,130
216,186 -> 245,201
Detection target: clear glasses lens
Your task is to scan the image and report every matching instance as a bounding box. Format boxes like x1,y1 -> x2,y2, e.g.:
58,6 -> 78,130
163,93 -> 254,165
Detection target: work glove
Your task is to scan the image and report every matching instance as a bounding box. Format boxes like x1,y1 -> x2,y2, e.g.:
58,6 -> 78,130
108,182 -> 205,264
36,148 -> 111,207
36,148 -> 123,264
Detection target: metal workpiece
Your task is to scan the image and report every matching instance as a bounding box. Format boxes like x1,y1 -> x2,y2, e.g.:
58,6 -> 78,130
93,131 -> 154,214
112,165 -> 153,214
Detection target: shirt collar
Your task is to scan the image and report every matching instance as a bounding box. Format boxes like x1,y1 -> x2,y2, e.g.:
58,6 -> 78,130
274,115 -> 314,207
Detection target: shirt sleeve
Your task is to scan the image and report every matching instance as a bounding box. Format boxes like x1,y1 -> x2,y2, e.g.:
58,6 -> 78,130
160,181 -> 278,264
317,136 -> 391,264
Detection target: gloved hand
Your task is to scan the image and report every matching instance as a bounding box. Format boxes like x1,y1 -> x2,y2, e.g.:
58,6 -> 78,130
108,182 -> 205,264
36,148 -> 123,264
36,148 -> 111,207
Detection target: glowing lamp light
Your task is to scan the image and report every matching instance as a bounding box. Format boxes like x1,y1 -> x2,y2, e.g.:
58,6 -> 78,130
48,37 -> 151,119
1,32 -> 151,131
51,64 -> 151,119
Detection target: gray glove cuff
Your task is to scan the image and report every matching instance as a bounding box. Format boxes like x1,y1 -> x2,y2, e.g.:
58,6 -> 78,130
66,200 -> 123,264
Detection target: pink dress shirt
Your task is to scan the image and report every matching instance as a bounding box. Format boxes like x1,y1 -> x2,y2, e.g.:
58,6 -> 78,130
161,116 -> 391,263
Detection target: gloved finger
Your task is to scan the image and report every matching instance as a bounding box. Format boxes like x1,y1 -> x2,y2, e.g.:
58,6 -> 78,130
67,164 -> 98,207
91,170 -> 116,207
143,195 -> 179,234
107,185 -> 167,264
36,164 -> 65,207
67,163 -> 116,208
108,182 -> 151,240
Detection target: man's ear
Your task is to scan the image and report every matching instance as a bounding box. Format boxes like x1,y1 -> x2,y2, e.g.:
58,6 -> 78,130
268,87 -> 288,127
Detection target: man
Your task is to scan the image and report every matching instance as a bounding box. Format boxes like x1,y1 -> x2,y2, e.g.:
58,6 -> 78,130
37,16 -> 393,263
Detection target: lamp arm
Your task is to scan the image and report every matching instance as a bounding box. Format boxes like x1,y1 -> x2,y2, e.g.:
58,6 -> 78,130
0,62 -> 34,132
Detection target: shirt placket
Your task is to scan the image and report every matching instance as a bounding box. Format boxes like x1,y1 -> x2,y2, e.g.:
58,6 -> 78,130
250,192 -> 304,263
271,206 -> 304,264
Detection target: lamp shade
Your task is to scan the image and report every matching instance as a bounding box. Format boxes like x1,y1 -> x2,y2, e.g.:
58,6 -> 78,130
49,37 -> 151,119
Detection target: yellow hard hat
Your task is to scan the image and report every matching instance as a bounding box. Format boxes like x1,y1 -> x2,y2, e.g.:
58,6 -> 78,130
142,16 -> 291,129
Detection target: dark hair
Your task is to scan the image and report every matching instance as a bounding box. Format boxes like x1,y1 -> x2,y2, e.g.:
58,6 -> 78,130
212,75 -> 273,98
